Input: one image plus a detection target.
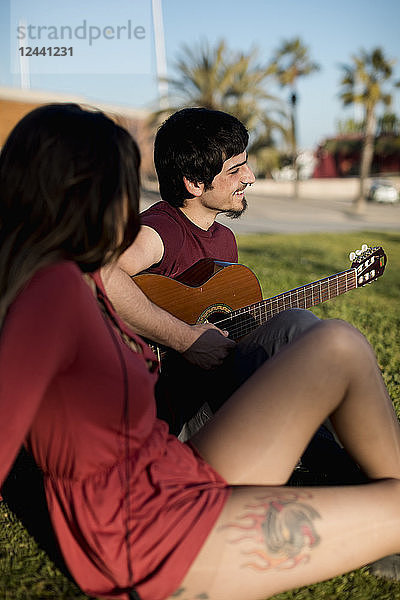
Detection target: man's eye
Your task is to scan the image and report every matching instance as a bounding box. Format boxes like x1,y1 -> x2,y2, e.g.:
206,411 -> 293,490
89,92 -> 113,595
230,169 -> 239,174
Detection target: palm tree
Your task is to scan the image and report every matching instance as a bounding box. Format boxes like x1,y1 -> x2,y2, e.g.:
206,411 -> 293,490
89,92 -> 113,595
150,40 -> 289,174
269,37 -> 320,198
163,40 -> 236,110
336,118 -> 365,135
339,47 -> 400,211
378,112 -> 400,136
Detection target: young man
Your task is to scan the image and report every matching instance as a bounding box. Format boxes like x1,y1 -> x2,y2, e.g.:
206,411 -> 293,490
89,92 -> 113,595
102,108 -> 254,374
101,108 -> 363,484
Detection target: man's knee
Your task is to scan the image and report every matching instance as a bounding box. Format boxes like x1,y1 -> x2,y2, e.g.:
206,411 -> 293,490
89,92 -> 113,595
241,308 -> 320,354
232,309 -> 319,387
269,308 -> 320,341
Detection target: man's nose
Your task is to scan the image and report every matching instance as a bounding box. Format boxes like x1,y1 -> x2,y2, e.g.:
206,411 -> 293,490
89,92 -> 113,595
242,164 -> 256,185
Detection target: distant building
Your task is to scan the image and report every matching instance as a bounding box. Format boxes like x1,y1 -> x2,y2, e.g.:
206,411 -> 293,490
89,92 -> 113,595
0,87 -> 155,179
313,134 -> 400,178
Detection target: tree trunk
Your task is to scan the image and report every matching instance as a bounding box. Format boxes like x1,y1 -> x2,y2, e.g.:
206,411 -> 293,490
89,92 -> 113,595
356,107 -> 376,212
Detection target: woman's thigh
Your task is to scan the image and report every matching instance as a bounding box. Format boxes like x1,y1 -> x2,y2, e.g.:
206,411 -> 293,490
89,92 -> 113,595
191,319 -> 399,485
167,480 -> 400,600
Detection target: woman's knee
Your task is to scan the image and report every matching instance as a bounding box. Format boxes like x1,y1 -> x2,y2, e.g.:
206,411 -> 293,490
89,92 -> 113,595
310,319 -> 369,363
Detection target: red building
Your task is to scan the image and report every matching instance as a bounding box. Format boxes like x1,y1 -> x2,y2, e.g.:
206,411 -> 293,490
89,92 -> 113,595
313,134 -> 400,178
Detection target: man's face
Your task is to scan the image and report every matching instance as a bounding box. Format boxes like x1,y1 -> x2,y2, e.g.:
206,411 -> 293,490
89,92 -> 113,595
200,151 -> 256,218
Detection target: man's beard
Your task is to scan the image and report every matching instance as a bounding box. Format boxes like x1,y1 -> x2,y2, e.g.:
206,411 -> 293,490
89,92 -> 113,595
221,196 -> 248,219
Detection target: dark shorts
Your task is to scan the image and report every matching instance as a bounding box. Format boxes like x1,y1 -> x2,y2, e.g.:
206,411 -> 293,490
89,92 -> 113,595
156,308 -> 320,434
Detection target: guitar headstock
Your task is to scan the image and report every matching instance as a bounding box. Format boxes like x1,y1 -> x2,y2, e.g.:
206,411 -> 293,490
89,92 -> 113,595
349,244 -> 387,286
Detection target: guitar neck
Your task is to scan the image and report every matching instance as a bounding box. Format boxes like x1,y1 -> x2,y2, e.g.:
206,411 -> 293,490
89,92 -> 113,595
213,268 -> 358,341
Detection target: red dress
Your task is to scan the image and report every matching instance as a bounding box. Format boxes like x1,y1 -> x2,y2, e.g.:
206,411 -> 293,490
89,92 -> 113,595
0,262 -> 230,600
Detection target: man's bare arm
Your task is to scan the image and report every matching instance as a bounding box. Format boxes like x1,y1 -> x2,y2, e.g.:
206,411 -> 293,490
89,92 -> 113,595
102,261 -> 223,352
102,226 -> 235,366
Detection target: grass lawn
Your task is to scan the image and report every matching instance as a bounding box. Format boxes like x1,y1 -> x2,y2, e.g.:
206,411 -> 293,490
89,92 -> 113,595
1,230 -> 399,599
238,230 -> 400,600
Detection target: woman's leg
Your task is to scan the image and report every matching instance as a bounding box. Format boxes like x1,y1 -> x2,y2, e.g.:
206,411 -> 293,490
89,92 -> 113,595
168,320 -> 400,599
192,319 -> 400,484
169,479 -> 400,600
221,309 -> 362,485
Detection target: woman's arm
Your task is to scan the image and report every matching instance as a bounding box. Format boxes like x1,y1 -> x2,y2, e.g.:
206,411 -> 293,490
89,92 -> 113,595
0,264 -> 79,485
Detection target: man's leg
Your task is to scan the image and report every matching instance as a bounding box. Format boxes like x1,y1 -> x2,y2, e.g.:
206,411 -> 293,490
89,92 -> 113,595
224,308 -> 321,395
155,310 -> 318,436
155,352 -> 218,436
157,310 -> 323,437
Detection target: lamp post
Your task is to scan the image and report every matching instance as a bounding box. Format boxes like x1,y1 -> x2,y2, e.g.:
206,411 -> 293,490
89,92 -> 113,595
290,90 -> 299,200
152,0 -> 168,109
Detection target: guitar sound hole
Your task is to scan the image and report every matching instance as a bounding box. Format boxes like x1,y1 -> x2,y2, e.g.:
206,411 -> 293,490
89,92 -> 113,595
207,312 -> 258,341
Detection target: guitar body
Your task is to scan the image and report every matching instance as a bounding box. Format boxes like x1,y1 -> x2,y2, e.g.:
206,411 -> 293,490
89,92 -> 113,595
134,259 -> 262,325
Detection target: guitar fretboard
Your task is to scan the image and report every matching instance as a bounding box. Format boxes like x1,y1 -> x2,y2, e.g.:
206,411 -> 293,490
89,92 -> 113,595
213,268 -> 357,340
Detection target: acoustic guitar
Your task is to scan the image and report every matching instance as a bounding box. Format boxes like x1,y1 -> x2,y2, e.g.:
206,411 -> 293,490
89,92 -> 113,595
134,245 -> 387,361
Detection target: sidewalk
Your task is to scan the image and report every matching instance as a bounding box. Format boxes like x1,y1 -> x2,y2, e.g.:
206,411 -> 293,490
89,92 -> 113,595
141,178 -> 400,235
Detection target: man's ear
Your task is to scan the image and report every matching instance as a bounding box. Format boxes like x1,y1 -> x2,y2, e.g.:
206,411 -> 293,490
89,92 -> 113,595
183,176 -> 205,197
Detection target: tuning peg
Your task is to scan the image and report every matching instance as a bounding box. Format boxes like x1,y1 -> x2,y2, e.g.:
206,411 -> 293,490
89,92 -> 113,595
362,244 -> 368,251
349,251 -> 356,261
356,249 -> 362,256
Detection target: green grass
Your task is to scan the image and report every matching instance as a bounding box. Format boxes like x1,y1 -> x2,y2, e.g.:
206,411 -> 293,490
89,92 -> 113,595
238,230 -> 400,416
1,230 -> 399,599
238,230 -> 400,600
0,503 -> 90,600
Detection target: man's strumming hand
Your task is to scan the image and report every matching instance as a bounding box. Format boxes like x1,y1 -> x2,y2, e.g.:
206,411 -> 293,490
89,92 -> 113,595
181,324 -> 236,369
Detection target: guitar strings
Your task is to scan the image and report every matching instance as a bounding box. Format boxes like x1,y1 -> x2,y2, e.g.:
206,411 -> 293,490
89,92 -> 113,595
213,281 -> 354,334
211,271 -> 357,339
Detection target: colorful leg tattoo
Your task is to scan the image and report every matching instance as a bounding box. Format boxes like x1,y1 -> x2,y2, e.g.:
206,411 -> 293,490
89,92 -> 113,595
221,491 -> 321,571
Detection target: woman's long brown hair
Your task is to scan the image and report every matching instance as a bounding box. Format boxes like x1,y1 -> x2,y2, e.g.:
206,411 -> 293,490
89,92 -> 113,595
0,103 -> 141,325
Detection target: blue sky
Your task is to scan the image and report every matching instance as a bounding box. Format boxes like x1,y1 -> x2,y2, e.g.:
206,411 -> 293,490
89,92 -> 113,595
1,0 -> 399,148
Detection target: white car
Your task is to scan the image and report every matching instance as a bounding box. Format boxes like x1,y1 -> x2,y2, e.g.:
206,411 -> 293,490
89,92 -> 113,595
367,180 -> 399,203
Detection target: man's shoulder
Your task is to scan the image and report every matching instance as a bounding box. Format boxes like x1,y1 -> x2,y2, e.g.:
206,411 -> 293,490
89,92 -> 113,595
141,200 -> 180,222
140,201 -> 185,248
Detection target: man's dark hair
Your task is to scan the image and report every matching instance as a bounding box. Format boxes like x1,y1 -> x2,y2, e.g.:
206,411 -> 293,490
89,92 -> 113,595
154,107 -> 249,207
